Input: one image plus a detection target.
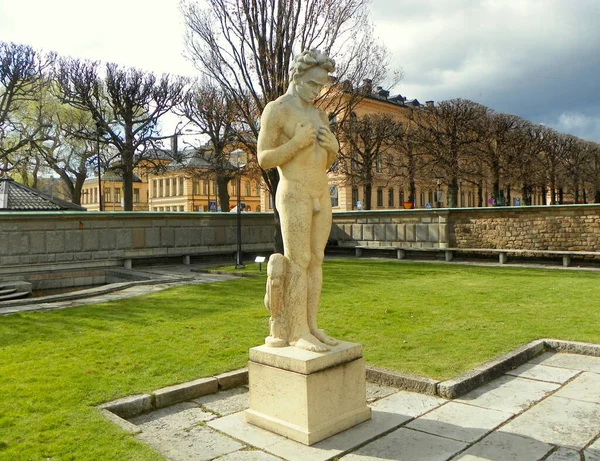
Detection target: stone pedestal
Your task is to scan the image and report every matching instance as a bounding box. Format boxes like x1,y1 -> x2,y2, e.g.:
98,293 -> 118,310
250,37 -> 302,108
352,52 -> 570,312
245,341 -> 371,445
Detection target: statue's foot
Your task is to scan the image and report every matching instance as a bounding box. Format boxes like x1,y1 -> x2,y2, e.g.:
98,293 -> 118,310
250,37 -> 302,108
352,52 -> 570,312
265,336 -> 288,347
312,328 -> 338,346
290,334 -> 330,352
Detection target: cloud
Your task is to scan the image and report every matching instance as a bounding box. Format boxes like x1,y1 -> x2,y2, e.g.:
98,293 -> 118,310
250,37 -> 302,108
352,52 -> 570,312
542,111 -> 600,143
371,0 -> 600,141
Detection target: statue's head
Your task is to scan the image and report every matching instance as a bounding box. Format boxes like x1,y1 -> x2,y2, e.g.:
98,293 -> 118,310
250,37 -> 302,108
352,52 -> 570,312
289,50 -> 335,102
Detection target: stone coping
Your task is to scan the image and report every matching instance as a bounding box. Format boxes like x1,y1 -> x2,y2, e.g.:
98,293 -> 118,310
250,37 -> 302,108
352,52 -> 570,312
99,338 -> 600,433
249,341 -> 363,374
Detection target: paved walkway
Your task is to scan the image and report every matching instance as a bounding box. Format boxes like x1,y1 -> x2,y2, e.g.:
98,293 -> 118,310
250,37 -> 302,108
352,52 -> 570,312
124,351 -> 600,461
0,264 -> 240,315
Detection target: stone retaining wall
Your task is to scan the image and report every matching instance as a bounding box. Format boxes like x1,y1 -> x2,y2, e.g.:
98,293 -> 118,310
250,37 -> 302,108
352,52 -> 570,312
1,205 -> 599,277
449,205 -> 600,251
0,212 -> 275,276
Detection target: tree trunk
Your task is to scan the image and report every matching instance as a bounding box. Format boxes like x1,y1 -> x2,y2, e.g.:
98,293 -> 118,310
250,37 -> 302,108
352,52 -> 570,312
477,182 -> 483,208
448,177 -> 459,208
542,185 -> 548,205
217,176 -> 231,212
558,188 -> 564,204
364,184 -> 372,210
265,168 -> 284,254
595,189 -> 600,203
506,185 -> 512,206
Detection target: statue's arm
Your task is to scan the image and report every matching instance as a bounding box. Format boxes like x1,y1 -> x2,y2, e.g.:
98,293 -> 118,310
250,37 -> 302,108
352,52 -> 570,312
257,103 -> 316,170
318,110 -> 339,170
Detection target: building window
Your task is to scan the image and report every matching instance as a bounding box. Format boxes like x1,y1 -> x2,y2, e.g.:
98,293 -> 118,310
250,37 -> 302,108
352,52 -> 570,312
268,192 -> 274,210
153,180 -> 158,198
377,188 -> 383,207
159,179 -> 164,197
134,188 -> 140,203
165,179 -> 171,196
329,185 -> 339,207
399,189 -> 405,204
232,181 -> 237,195
376,154 -> 383,173
245,182 -> 250,196
104,189 -> 111,204
256,185 -> 261,195
428,191 -> 433,205
153,207 -> 158,211
114,188 -> 121,204
388,188 -> 394,207
179,205 -> 184,211
420,192 -> 426,207
352,187 -> 359,208
202,180 -> 208,195
193,178 -> 200,195
179,177 -> 184,195
468,191 -> 473,207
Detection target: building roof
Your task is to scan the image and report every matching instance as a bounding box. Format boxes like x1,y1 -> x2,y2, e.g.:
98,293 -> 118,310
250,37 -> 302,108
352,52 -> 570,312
0,178 -> 86,211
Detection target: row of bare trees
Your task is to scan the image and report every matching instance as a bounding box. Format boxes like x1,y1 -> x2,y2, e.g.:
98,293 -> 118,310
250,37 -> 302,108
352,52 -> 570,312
335,98 -> 600,209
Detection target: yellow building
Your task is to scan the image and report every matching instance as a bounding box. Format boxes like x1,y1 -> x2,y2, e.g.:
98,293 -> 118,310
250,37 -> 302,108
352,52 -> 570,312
81,147 -> 262,212
81,170 -> 148,211
259,86 -> 545,212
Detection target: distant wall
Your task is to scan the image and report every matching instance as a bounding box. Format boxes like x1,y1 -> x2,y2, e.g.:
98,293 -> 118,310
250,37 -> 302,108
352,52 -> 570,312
330,205 -> 600,252
0,212 -> 275,276
1,205 -> 599,277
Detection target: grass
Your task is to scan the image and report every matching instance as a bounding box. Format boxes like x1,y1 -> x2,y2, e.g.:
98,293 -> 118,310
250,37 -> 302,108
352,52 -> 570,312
1,259 -> 600,460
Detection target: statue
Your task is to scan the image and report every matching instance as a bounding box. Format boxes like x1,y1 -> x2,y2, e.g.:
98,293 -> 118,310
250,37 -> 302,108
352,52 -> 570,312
258,50 -> 339,352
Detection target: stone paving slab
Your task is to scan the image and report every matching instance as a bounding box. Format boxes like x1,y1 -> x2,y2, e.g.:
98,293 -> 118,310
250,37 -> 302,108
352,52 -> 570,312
530,352 -> 600,373
546,447 -> 584,460
369,389 -> 446,417
406,401 -> 511,443
506,362 -> 581,384
554,371 -> 600,403
136,425 -> 243,461
193,386 -> 249,416
217,451 -> 283,460
455,375 -> 559,414
209,408 -> 411,461
501,396 -> 600,450
339,427 -> 467,461
453,431 -> 553,460
585,438 -> 600,461
130,401 -> 215,432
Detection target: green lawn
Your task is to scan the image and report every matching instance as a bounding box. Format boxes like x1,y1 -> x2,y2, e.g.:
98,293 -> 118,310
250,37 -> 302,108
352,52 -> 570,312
1,260 -> 599,460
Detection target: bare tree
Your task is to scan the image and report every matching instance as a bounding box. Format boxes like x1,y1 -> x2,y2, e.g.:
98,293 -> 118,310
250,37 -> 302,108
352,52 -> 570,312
181,0 -> 395,250
336,112 -> 403,209
472,111 -> 521,206
177,81 -> 241,211
414,99 -> 487,207
0,41 -> 54,172
55,58 -> 188,210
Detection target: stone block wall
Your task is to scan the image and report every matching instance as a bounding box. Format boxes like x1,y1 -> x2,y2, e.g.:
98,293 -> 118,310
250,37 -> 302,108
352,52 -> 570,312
449,205 -> 600,251
0,212 -> 275,276
331,210 -> 449,248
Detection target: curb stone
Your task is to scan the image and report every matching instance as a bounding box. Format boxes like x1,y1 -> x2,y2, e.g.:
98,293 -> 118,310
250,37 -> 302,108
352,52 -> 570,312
100,339 -> 600,428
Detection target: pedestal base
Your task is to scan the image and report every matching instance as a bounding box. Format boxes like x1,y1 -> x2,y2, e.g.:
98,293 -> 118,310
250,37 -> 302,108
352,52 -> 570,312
245,341 -> 371,445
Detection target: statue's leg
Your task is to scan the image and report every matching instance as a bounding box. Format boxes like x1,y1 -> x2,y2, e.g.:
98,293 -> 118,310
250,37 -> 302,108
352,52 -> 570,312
279,189 -> 329,352
307,196 -> 337,346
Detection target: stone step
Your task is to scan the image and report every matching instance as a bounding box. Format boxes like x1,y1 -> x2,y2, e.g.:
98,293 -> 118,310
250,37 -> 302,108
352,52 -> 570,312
0,288 -> 17,296
0,291 -> 30,301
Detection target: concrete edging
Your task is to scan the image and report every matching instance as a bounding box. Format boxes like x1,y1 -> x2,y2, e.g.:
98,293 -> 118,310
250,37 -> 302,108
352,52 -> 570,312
100,338 -> 600,430
99,368 -> 249,423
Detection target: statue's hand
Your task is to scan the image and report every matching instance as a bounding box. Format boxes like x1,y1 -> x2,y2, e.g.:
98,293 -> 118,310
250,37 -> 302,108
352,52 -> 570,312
293,122 -> 316,149
317,126 -> 337,153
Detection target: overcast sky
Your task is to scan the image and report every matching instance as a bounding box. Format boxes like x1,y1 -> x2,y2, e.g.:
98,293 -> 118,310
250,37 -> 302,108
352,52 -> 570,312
2,0 -> 599,141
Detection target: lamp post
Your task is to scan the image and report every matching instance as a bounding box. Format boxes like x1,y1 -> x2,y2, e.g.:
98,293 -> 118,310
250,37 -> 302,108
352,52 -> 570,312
96,122 -> 103,211
233,149 -> 246,269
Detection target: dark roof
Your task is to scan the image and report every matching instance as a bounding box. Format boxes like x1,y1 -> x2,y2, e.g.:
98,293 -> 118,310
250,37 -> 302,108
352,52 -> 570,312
0,178 -> 86,211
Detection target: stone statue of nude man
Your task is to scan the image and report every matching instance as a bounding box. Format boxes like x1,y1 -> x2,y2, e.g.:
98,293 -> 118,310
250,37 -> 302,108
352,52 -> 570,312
258,50 -> 339,352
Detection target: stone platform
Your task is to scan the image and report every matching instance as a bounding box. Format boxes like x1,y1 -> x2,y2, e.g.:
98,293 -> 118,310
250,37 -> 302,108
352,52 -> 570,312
246,341 -> 371,445
122,350 -> 600,461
